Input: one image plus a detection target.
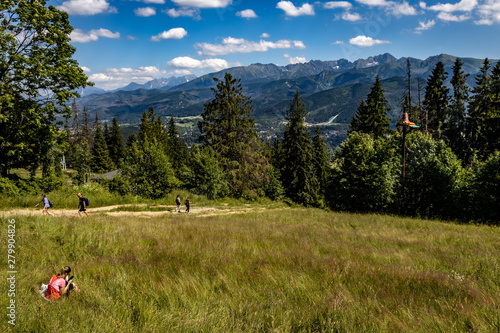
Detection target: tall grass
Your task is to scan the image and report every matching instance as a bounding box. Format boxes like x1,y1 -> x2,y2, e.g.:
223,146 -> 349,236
1,209 -> 499,332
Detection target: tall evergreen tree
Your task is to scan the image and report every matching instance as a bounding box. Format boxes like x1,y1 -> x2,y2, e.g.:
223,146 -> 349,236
282,91 -> 319,205
166,116 -> 189,171
349,76 -> 390,138
424,61 -> 449,139
139,106 -> 167,146
311,126 -> 330,198
445,58 -> 469,161
90,126 -> 113,173
108,117 -> 126,167
484,61 -> 500,157
469,59 -> 492,160
198,73 -> 268,197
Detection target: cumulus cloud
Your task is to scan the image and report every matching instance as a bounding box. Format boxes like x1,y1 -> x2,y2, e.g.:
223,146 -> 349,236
475,0 -> 500,25
80,66 -> 91,73
414,19 -> 436,33
340,12 -> 363,21
236,9 -> 258,18
354,0 -> 391,7
151,28 -> 187,41
437,12 -> 470,21
323,1 -> 353,9
171,0 -> 232,8
276,1 -> 315,16
166,7 -> 201,19
89,66 -> 166,90
167,56 -> 230,71
134,7 -> 156,17
426,0 -> 478,13
392,1 -> 417,16
70,28 -> 120,43
58,0 -> 117,15
349,35 -> 390,46
284,54 -> 308,64
332,40 -> 344,44
143,0 -> 165,3
260,33 -> 271,38
195,37 -> 306,56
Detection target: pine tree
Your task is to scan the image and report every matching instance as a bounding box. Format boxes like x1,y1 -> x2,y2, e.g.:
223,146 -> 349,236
108,117 -> 126,167
90,126 -> 113,173
424,61 -> 449,139
445,58 -> 469,161
311,127 -> 330,198
198,73 -> 268,197
166,117 -> 189,171
484,61 -> 500,158
282,91 -> 319,205
469,59 -> 492,160
349,76 -> 390,138
139,106 -> 168,146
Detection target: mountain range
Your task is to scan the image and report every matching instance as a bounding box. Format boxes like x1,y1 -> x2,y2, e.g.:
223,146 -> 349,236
76,53 -> 495,144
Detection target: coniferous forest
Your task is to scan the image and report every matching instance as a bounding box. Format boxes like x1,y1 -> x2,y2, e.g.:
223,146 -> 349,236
1,0 -> 499,224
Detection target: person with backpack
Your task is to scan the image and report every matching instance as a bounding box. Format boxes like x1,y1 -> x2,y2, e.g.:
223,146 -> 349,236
44,266 -> 79,300
35,193 -> 54,217
185,197 -> 190,213
175,195 -> 181,213
77,193 -> 90,216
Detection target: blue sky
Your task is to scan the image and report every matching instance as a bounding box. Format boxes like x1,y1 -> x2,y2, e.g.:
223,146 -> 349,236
50,0 -> 500,90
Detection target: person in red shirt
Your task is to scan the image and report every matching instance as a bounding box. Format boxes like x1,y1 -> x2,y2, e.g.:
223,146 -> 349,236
45,266 -> 79,300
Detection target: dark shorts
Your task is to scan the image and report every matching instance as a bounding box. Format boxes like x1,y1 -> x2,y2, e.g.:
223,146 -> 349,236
79,207 -> 86,212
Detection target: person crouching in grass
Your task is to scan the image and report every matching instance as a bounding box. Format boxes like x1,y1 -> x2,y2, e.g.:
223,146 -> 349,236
45,266 -> 79,300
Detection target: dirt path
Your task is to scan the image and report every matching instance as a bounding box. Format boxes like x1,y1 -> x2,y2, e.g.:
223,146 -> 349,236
0,204 -> 277,218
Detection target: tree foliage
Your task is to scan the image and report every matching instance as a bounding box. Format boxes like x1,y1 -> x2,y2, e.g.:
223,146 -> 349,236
424,62 -> 449,139
0,0 -> 89,175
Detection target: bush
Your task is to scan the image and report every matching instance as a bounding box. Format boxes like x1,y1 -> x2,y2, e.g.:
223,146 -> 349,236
107,175 -> 132,196
471,151 -> 500,223
0,177 -> 20,196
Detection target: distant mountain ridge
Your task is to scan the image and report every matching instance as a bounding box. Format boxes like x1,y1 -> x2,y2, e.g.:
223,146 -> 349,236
76,53 -> 496,132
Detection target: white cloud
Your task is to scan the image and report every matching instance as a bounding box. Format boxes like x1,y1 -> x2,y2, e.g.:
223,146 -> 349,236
168,56 -> 230,71
127,35 -> 138,40
80,66 -> 91,73
354,0 -> 391,7
284,54 -> 308,64
323,1 -> 353,9
236,9 -> 258,18
134,7 -> 156,17
341,12 -> 363,21
414,19 -> 436,33
437,12 -> 470,21
151,28 -> 187,41
58,0 -> 117,15
166,7 -> 201,19
89,66 -> 166,90
173,69 -> 193,75
70,28 -> 120,43
276,1 -> 315,16
171,0 -> 232,8
426,0 -> 478,13
143,0 -> 165,3
476,0 -> 500,25
195,37 -> 306,56
332,40 -> 344,44
392,1 -> 417,16
260,33 -> 271,38
349,35 -> 390,46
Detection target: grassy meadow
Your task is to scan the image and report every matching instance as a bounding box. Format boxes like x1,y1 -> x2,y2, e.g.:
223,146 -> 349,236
1,207 -> 500,332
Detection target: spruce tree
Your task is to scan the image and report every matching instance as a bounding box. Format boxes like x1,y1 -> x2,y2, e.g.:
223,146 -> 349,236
108,117 -> 126,167
311,126 -> 330,198
282,91 -> 319,205
469,59 -> 492,160
445,58 -> 469,161
139,106 -> 167,146
198,73 -> 268,197
90,126 -> 113,173
166,117 -> 189,171
424,61 -> 449,139
349,76 -> 390,138
485,61 -> 500,158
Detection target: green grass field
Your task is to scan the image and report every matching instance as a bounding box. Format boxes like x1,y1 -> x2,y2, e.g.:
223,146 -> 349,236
1,208 -> 499,332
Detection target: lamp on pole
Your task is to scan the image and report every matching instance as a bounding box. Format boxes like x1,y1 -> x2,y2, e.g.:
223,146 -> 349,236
397,108 -> 419,207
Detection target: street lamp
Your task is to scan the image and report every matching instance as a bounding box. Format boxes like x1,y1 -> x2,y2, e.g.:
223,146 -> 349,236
397,110 -> 419,207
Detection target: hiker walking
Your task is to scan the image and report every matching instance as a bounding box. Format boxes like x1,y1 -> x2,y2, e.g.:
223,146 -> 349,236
175,195 -> 181,212
185,197 -> 190,213
77,193 -> 90,217
35,193 -> 54,217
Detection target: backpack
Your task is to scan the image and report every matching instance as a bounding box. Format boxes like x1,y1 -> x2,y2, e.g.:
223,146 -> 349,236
48,200 -> 53,208
84,197 -> 90,207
